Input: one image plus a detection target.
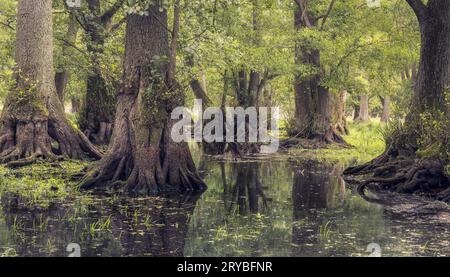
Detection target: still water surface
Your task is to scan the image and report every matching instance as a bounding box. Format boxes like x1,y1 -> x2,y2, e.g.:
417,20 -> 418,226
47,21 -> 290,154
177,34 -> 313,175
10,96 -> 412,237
0,158 -> 449,257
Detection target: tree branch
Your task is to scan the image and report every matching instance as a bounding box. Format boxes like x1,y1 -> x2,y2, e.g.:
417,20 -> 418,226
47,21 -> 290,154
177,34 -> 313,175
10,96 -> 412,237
101,0 -> 125,23
0,20 -> 14,31
319,0 -> 336,31
294,0 -> 313,27
405,0 -> 427,23
109,16 -> 126,33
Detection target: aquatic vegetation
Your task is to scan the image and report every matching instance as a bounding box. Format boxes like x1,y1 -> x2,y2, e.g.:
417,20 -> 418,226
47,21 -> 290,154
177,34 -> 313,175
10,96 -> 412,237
0,160 -> 89,209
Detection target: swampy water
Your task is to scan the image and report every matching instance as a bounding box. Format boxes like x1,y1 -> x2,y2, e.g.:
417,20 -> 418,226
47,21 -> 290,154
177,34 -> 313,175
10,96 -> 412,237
0,158 -> 449,257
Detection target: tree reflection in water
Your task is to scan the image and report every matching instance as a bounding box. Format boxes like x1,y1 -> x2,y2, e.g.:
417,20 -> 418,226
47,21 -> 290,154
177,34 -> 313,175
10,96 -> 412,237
0,193 -> 200,257
291,160 -> 346,256
224,162 -> 269,215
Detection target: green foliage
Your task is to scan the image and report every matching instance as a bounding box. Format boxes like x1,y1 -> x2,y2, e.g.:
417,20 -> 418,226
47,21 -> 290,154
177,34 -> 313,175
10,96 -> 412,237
0,0 -> 16,101
416,100 -> 450,161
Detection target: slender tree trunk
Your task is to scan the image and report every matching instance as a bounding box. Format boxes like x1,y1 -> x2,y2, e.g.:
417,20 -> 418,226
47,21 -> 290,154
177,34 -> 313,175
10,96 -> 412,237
357,95 -> 370,122
55,13 -> 79,104
380,96 -> 390,123
71,97 -> 81,114
227,0 -> 265,155
230,67 -> 261,155
353,103 -> 360,121
190,74 -> 226,155
0,0 -> 101,166
81,3 -> 206,195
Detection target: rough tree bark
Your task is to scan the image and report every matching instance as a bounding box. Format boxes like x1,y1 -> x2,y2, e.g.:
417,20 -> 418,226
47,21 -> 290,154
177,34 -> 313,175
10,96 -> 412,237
0,0 -> 101,167
81,3 -> 206,195
344,0 -> 450,202
292,0 -> 345,144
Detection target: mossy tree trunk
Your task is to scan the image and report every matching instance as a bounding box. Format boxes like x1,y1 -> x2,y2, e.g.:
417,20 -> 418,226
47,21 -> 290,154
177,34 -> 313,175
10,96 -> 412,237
81,3 -> 206,195
74,0 -> 124,144
0,0 -> 101,167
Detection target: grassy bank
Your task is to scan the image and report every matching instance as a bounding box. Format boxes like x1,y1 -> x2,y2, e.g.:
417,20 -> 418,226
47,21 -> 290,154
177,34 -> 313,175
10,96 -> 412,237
286,120 -> 386,166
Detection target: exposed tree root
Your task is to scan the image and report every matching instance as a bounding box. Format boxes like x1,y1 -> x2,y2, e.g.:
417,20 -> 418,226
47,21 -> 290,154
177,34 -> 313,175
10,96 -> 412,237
80,101 -> 206,196
0,116 -> 90,167
283,124 -> 350,150
345,148 -> 450,203
437,187 -> 450,202
0,117 -> 101,167
81,145 -> 207,195
85,122 -> 113,145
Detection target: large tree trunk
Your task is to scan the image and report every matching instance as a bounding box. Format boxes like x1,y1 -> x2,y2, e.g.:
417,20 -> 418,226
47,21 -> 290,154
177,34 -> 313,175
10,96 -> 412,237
292,3 -> 345,144
344,0 -> 450,203
380,96 -> 390,123
411,1 -> 449,115
0,0 -> 101,167
81,4 -> 206,195
356,95 -> 370,122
